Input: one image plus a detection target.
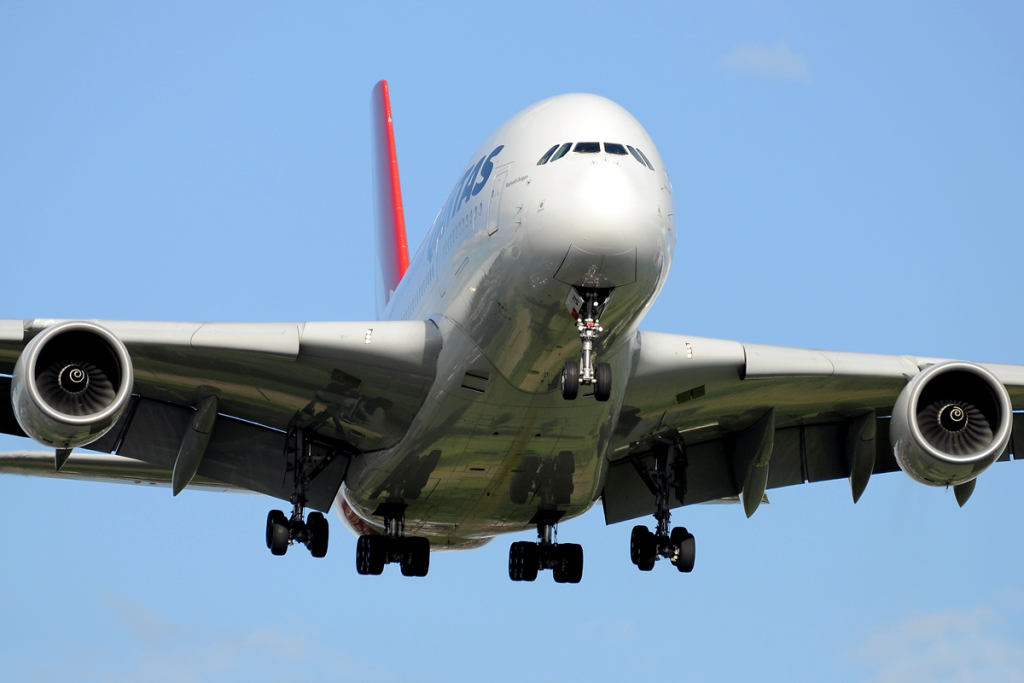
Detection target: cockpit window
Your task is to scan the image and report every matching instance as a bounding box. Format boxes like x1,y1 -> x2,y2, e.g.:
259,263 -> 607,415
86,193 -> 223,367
604,143 -> 628,155
626,145 -> 647,167
549,142 -> 572,162
635,147 -> 655,170
573,142 -> 601,154
537,144 -> 559,166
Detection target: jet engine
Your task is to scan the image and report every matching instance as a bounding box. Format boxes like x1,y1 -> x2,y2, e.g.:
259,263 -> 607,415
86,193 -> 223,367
890,361 -> 1012,486
11,321 -> 134,449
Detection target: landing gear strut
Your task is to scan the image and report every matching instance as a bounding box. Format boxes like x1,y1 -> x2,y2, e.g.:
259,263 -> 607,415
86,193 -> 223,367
561,287 -> 613,402
266,428 -> 341,558
508,512 -> 583,583
628,440 -> 695,573
355,503 -> 430,577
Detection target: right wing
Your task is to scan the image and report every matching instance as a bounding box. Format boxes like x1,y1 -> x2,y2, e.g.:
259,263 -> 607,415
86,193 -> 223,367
0,450 -> 246,493
604,331 -> 1024,524
0,319 -> 442,509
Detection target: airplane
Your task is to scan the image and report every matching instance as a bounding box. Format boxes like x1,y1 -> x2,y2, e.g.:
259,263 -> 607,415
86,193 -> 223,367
1,80 -> 1022,583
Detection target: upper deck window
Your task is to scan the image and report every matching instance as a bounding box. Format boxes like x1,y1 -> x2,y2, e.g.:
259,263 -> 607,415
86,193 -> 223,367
573,142 -> 601,154
550,142 -> 572,162
604,143 -> 628,155
537,144 -> 560,166
635,147 -> 655,170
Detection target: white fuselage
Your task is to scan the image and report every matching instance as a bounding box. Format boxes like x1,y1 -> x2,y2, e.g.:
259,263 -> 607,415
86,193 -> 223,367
340,94 -> 676,548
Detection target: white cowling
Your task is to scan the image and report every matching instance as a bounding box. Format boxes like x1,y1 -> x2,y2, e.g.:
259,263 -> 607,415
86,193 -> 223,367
11,321 -> 134,449
890,361 -> 1012,486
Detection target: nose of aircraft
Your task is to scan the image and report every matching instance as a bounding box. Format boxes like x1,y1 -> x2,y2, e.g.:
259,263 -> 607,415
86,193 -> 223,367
562,161 -> 644,252
526,159 -> 660,288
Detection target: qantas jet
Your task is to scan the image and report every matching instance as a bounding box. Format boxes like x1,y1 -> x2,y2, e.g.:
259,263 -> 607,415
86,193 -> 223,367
1,81 -> 1022,583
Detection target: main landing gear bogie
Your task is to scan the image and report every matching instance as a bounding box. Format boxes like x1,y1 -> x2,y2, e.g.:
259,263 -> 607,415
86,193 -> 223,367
355,534 -> 430,577
627,439 -> 697,573
508,515 -> 583,584
354,504 -> 431,577
265,508 -> 330,558
630,524 -> 694,572
561,287 -> 614,403
265,427 -> 351,559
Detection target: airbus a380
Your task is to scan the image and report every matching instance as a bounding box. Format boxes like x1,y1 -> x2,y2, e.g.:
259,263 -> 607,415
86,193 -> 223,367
2,81 -> 1022,583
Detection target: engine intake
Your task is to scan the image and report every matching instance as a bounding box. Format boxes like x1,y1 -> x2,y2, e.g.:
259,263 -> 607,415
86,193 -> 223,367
890,361 -> 1012,486
11,321 -> 134,449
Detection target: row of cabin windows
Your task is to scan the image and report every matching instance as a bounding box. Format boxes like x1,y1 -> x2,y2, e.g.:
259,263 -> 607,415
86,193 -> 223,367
536,141 -> 655,170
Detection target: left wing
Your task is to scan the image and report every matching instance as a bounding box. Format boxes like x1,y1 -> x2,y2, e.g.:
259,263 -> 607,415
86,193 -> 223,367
0,318 -> 442,509
604,331 -> 1024,524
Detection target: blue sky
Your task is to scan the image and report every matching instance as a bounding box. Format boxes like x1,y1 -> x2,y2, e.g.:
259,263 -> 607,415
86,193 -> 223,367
2,2 -> 1023,681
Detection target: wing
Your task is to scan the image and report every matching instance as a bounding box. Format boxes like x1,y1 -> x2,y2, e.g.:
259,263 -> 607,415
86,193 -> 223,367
604,331 -> 1024,524
0,450 -> 247,492
0,318 -> 441,510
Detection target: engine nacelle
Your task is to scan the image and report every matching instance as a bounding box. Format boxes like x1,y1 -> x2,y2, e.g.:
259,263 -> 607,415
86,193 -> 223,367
891,361 -> 1012,486
11,321 -> 134,450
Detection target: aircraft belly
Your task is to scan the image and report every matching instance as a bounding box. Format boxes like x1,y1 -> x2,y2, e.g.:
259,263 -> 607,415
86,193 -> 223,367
340,320 -> 634,545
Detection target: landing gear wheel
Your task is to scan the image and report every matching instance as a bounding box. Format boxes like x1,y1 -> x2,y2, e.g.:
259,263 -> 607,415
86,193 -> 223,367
266,510 -> 289,556
671,527 -> 695,573
521,542 -> 539,581
553,543 -> 584,584
594,362 -> 612,402
402,537 -> 430,577
509,541 -> 540,582
356,535 -> 386,575
561,361 -> 580,400
636,529 -> 657,571
509,541 -> 525,581
306,511 -> 329,558
630,525 -> 648,565
400,539 -> 416,577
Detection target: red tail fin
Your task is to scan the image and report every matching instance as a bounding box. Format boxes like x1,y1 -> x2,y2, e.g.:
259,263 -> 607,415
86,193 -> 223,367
371,80 -> 410,318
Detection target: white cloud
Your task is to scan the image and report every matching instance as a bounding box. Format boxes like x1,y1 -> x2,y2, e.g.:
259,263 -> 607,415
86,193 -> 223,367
31,593 -> 363,683
854,605 -> 1024,683
717,41 -> 811,83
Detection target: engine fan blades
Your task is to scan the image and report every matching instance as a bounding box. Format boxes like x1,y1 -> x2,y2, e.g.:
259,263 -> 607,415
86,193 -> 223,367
917,399 -> 994,456
36,360 -> 117,416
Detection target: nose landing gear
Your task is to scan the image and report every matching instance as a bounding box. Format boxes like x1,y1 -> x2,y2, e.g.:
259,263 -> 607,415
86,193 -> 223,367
561,287 -> 613,402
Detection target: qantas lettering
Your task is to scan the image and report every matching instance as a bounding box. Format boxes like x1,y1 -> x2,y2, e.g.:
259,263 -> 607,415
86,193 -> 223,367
443,144 -> 504,225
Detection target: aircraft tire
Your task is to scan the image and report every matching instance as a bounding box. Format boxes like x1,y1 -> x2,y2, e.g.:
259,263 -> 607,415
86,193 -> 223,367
561,362 -> 579,400
307,511 -> 329,558
594,363 -> 612,402
402,537 -> 429,577
508,542 -> 524,581
268,511 -> 290,556
636,531 -> 657,571
562,543 -> 584,584
521,542 -> 539,582
266,510 -> 287,549
629,525 -> 648,565
671,527 -> 695,573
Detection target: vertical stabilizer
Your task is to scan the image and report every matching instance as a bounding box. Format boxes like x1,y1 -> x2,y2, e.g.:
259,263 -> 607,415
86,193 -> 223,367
371,80 -> 410,318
